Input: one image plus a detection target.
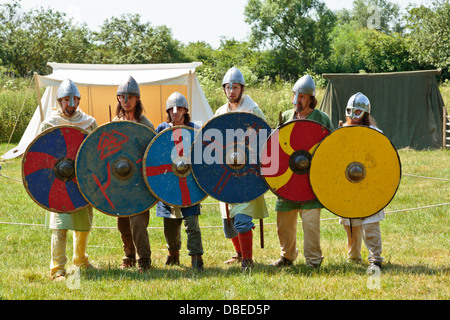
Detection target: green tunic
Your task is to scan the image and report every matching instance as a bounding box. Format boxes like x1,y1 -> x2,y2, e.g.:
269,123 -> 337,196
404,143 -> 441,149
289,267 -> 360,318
276,108 -> 334,211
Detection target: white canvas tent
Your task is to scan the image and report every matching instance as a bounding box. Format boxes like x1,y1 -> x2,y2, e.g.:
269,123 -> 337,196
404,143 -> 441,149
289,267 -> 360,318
2,62 -> 214,159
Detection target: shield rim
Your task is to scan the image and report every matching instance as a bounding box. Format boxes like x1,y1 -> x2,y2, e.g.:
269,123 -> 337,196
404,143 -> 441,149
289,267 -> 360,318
143,125 -> 207,208
190,112 -> 271,204
310,125 -> 402,219
22,125 -> 89,213
260,119 -> 331,204
75,121 -> 158,217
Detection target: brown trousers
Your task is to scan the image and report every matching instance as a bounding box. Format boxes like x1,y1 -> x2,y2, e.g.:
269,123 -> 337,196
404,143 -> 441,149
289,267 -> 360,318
117,211 -> 151,268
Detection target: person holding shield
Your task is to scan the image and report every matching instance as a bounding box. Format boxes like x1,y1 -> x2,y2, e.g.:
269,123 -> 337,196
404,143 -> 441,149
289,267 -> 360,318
155,92 -> 205,271
215,67 -> 269,270
339,92 -> 384,268
113,76 -> 155,273
272,75 -> 334,268
39,79 -> 98,281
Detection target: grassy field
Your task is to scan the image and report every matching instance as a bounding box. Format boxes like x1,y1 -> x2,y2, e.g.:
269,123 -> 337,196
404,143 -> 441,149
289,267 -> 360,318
0,142 -> 448,301
0,77 -> 449,303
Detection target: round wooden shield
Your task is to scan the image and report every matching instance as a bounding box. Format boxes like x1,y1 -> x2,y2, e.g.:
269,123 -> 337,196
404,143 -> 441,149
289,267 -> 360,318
143,126 -> 207,207
260,120 -> 330,203
75,121 -> 158,217
191,112 -> 272,203
22,125 -> 89,213
309,125 -> 401,219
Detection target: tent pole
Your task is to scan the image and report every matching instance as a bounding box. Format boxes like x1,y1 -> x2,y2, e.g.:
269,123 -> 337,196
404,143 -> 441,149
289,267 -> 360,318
33,72 -> 44,123
188,70 -> 193,116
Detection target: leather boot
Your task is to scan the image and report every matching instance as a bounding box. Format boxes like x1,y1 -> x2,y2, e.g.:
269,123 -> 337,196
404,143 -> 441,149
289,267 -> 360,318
191,255 -> 204,271
165,250 -> 180,266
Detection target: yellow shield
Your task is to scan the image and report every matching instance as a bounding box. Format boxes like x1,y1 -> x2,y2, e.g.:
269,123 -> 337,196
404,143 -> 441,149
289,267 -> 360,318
309,126 -> 401,218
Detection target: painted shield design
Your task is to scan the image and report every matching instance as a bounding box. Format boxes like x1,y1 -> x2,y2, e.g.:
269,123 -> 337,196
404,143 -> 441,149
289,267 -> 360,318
309,125 -> 402,219
260,120 -> 330,203
191,112 -> 272,204
22,125 -> 89,213
143,126 -> 207,207
75,121 -> 157,217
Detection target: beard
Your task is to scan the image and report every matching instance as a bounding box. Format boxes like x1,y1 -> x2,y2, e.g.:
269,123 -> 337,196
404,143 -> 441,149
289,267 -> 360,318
227,91 -> 243,104
63,107 -> 76,117
295,102 -> 306,113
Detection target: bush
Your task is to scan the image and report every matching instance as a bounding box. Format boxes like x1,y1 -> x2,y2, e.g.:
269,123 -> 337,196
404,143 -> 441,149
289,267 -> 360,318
0,76 -> 38,143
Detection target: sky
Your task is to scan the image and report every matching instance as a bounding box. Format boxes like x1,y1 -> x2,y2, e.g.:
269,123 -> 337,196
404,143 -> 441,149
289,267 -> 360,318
5,0 -> 432,49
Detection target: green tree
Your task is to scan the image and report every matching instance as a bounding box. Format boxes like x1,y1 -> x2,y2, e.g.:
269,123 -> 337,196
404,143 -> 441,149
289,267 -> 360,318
405,0 -> 450,78
244,0 -> 336,79
0,1 -> 92,76
92,14 -> 185,64
350,0 -> 403,33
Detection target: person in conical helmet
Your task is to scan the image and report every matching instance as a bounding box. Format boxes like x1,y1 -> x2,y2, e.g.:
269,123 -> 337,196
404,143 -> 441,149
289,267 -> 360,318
114,75 -> 153,128
215,66 -> 269,270
155,92 -> 204,271
56,78 -> 82,118
340,92 -> 384,268
113,75 -> 154,273
164,91 -> 191,126
40,79 -> 98,281
271,74 -> 334,269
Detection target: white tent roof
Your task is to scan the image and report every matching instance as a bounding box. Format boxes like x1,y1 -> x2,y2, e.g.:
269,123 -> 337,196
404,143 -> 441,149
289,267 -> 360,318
2,62 -> 214,160
38,62 -> 204,87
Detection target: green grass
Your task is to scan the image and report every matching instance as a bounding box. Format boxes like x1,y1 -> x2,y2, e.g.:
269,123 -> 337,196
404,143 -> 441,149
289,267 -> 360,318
0,142 -> 449,300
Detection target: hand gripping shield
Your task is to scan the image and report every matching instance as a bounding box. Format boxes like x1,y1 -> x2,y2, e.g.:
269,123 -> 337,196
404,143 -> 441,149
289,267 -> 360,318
260,120 -> 330,203
75,121 -> 157,217
22,126 -> 89,213
191,112 -> 271,203
143,126 -> 207,207
309,126 -> 401,219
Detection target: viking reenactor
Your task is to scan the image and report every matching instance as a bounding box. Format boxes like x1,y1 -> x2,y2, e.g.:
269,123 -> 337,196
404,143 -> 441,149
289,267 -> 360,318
339,92 -> 384,268
39,79 -> 98,281
113,76 -> 154,273
154,92 -> 205,270
214,67 -> 269,270
271,75 -> 334,268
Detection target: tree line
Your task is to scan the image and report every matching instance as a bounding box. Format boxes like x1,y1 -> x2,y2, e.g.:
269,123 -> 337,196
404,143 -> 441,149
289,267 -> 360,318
0,0 -> 448,85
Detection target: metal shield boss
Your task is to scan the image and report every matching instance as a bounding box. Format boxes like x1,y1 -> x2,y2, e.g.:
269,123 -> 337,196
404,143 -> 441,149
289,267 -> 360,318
261,120 -> 330,203
75,121 -> 157,216
309,126 -> 401,219
191,112 -> 271,203
22,126 -> 89,213
143,126 -> 207,207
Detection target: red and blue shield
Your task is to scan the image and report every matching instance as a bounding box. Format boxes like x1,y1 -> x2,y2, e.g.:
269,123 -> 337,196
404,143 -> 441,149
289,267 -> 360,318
144,126 -> 207,207
22,126 -> 89,213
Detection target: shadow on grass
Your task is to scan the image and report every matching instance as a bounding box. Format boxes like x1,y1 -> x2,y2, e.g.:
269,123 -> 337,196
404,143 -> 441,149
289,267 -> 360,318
80,259 -> 449,282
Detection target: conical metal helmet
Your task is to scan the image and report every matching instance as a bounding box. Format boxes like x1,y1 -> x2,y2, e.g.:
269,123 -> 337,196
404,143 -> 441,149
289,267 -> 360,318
292,75 -> 316,105
222,67 -> 245,87
57,79 -> 81,107
117,76 -> 140,103
166,92 -> 188,112
346,92 -> 371,119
